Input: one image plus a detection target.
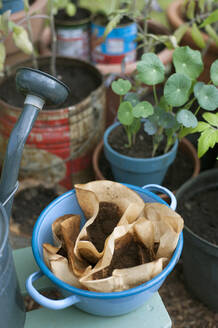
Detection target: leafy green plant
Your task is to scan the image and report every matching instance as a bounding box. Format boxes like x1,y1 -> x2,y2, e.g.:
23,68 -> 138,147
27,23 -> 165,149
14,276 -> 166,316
0,10 -> 34,74
179,0 -> 218,49
0,0 -> 76,76
112,45 -> 218,157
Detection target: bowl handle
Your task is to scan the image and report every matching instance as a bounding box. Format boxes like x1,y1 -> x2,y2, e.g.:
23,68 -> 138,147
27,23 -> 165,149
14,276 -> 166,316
142,184 -> 177,211
26,271 -> 80,310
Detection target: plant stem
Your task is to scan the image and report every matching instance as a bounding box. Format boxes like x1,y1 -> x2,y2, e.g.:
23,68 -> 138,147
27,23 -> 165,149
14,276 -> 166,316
50,3 -> 57,77
186,97 -> 196,110
194,105 -> 201,116
124,126 -> 132,147
25,3 -> 38,69
142,0 -> 152,53
153,84 -> 158,106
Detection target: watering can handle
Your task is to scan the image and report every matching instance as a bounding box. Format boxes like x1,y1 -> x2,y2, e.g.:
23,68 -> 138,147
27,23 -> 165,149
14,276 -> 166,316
142,184 -> 177,211
26,271 -> 80,310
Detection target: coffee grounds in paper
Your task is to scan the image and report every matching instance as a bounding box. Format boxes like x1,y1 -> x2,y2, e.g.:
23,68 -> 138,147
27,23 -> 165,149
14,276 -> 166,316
86,202 -> 122,252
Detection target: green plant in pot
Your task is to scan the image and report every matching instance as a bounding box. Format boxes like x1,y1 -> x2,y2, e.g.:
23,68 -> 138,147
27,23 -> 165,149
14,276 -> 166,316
103,45 -> 218,186
167,0 -> 218,82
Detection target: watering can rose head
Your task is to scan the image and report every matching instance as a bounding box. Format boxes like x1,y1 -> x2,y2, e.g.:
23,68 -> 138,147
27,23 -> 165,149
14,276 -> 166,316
112,46 -> 218,158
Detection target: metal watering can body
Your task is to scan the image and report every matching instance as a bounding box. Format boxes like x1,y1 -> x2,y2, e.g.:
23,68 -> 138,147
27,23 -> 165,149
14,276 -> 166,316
0,68 -> 69,328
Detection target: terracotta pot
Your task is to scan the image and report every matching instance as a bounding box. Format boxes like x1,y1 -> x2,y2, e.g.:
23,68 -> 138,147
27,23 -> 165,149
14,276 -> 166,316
5,0 -> 47,56
167,0 -> 218,82
92,138 -> 200,198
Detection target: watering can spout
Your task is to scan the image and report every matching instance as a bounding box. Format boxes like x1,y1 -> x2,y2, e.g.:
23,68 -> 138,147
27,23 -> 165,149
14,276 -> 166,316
0,67 -> 70,218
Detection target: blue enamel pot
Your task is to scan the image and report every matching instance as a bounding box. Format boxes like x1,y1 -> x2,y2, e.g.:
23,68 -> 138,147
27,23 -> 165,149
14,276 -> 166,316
26,184 -> 183,317
0,0 -> 24,14
104,122 -> 178,186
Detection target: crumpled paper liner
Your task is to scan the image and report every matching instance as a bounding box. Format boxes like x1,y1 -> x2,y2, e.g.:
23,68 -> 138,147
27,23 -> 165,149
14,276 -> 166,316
43,181 -> 184,293
79,217 -> 168,292
74,181 -> 145,264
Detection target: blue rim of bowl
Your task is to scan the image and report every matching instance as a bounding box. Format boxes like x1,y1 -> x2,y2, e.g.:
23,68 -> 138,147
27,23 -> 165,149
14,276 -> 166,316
32,184 -> 183,299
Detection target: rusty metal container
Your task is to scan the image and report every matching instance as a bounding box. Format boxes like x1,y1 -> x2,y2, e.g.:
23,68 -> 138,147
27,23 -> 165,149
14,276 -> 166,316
0,57 -> 106,189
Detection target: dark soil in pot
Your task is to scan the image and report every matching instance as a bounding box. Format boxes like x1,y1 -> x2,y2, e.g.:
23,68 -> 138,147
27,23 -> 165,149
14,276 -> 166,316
177,187 -> 218,245
108,125 -> 169,158
55,7 -> 91,24
0,58 -> 102,109
11,184 -> 61,236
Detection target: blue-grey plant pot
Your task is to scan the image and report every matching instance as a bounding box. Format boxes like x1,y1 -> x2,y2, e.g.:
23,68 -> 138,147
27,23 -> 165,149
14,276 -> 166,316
0,0 -> 24,14
176,168 -> 218,311
103,122 -> 178,186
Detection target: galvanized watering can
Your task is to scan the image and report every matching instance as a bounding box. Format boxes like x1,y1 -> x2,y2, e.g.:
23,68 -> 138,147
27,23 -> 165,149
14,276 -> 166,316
0,68 -> 69,328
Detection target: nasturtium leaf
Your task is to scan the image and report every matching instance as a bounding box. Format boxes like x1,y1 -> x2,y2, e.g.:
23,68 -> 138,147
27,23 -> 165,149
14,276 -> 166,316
202,112 -> 218,127
136,53 -> 165,85
111,78 -> 132,96
191,23 -> 206,49
159,96 -> 170,111
132,101 -> 154,118
161,112 -> 178,129
198,128 -> 218,158
129,118 -> 141,134
117,101 -> 133,126
193,81 -> 205,98
144,119 -> 157,135
176,109 -> 198,128
210,60 -> 218,86
124,92 -> 140,107
195,84 -> 218,111
173,46 -> 203,80
164,73 -> 192,107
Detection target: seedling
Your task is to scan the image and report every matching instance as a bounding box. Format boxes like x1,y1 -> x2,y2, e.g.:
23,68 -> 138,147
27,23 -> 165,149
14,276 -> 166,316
112,46 -> 218,157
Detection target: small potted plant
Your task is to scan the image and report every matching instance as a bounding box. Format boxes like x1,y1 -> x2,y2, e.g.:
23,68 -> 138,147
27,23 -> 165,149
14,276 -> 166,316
167,0 -> 218,82
1,0 -> 47,59
103,45 -> 218,186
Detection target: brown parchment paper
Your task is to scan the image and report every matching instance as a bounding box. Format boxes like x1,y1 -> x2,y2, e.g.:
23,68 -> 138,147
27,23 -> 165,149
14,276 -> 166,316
74,181 -> 145,264
43,182 -> 184,293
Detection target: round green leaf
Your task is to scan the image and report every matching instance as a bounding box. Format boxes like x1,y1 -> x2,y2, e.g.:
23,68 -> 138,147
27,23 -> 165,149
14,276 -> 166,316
129,118 -> 141,134
176,109 -> 198,128
164,73 -> 192,107
195,85 -> 218,111
144,119 -> 157,135
136,53 -> 165,85
111,78 -> 132,95
132,101 -> 154,118
210,60 -> 218,86
193,81 -> 204,99
117,101 -> 133,126
173,46 -> 203,80
124,92 -> 140,106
